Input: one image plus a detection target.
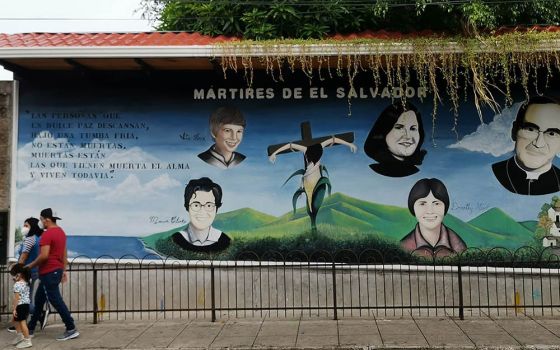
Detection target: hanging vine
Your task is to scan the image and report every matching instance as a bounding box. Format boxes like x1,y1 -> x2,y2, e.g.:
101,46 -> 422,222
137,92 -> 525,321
216,31 -> 560,132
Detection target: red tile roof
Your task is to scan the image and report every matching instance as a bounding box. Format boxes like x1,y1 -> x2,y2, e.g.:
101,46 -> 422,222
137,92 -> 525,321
0,26 -> 558,48
0,30 -> 443,48
0,32 -> 239,47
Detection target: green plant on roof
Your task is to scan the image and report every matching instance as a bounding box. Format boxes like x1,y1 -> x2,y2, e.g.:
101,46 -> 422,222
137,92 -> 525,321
141,0 -> 560,136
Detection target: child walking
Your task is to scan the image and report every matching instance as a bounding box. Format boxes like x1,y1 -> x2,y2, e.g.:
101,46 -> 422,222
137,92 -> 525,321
11,263 -> 32,348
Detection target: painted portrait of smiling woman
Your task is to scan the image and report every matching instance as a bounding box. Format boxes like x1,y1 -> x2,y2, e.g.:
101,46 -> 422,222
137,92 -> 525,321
363,102 -> 427,177
400,178 -> 467,258
198,106 -> 246,169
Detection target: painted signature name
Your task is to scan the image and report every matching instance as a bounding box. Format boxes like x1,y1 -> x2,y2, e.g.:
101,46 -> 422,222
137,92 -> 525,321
149,216 -> 187,225
450,201 -> 490,214
179,132 -> 205,141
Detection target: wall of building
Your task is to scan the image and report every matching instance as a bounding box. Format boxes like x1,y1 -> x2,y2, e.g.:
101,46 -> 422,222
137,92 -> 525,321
0,81 -> 14,264
9,71 -> 559,261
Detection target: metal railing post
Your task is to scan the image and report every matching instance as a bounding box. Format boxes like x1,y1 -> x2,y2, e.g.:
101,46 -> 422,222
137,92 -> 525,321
210,263 -> 216,322
457,263 -> 464,320
93,268 -> 98,324
331,261 -> 338,320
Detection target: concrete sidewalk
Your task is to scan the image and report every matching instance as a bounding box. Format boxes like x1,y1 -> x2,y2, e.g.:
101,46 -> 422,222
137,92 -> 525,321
3,315 -> 560,349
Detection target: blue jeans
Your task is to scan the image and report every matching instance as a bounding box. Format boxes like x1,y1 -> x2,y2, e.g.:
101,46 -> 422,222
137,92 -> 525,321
29,276 -> 38,315
28,269 -> 75,331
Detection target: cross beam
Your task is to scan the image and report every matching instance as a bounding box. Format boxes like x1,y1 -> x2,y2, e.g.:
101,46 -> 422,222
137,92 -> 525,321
267,121 -> 354,156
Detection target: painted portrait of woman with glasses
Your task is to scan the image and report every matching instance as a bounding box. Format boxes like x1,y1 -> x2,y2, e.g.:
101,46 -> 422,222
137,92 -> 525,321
492,96 -> 560,195
171,177 -> 231,252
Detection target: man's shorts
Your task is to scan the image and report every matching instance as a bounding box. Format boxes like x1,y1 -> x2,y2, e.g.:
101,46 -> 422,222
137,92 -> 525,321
13,304 -> 30,322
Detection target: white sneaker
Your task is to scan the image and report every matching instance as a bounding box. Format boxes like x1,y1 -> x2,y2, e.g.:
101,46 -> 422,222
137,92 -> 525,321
16,338 -> 32,348
12,333 -> 24,345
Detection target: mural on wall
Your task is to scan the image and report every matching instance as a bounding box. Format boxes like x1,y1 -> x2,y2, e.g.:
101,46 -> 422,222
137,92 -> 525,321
11,74 -> 560,260
491,96 -> 560,195
400,178 -> 467,257
170,177 -> 231,253
267,121 -> 357,232
364,102 -> 426,178
198,107 -> 246,169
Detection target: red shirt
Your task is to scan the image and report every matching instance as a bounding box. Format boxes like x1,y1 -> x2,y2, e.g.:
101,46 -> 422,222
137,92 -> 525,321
39,226 -> 67,275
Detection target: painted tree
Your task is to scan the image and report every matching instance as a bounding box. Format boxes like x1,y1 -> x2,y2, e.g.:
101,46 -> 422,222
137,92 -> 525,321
536,196 -> 560,241
141,0 -> 560,39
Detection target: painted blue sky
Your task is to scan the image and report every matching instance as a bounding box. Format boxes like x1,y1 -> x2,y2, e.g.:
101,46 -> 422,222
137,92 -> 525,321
14,82 -> 558,236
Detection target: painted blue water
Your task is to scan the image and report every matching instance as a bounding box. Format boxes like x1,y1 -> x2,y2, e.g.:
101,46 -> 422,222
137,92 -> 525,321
67,236 -> 160,260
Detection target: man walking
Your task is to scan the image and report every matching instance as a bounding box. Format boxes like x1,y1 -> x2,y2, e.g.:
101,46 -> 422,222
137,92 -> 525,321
25,208 -> 79,341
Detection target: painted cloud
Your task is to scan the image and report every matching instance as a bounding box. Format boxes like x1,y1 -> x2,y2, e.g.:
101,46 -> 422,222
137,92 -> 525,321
96,173 -> 181,203
447,102 -> 521,157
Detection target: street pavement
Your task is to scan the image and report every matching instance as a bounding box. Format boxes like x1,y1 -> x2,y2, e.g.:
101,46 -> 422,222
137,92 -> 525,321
3,314 -> 560,349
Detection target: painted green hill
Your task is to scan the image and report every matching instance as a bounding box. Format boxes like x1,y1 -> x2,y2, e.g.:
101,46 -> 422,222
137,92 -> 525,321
264,193 -> 415,234
269,192 -> 413,225
248,193 -> 533,249
142,192 -> 536,252
142,224 -> 187,250
213,207 -> 277,232
141,207 -> 275,248
468,208 -> 534,240
443,214 -> 530,249
520,220 -> 538,232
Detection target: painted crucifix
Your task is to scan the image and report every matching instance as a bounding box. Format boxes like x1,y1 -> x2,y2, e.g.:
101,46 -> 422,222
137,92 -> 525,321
268,121 -> 357,232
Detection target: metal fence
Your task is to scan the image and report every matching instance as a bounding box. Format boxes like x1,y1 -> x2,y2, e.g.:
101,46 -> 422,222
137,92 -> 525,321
2,247 -> 560,322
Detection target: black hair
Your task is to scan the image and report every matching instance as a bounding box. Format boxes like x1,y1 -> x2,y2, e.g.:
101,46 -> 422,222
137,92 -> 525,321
184,177 -> 223,210
10,263 -> 31,283
209,106 -> 246,137
24,217 -> 42,237
304,143 -> 323,165
512,96 -> 560,141
407,178 -> 450,216
363,102 -> 426,165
